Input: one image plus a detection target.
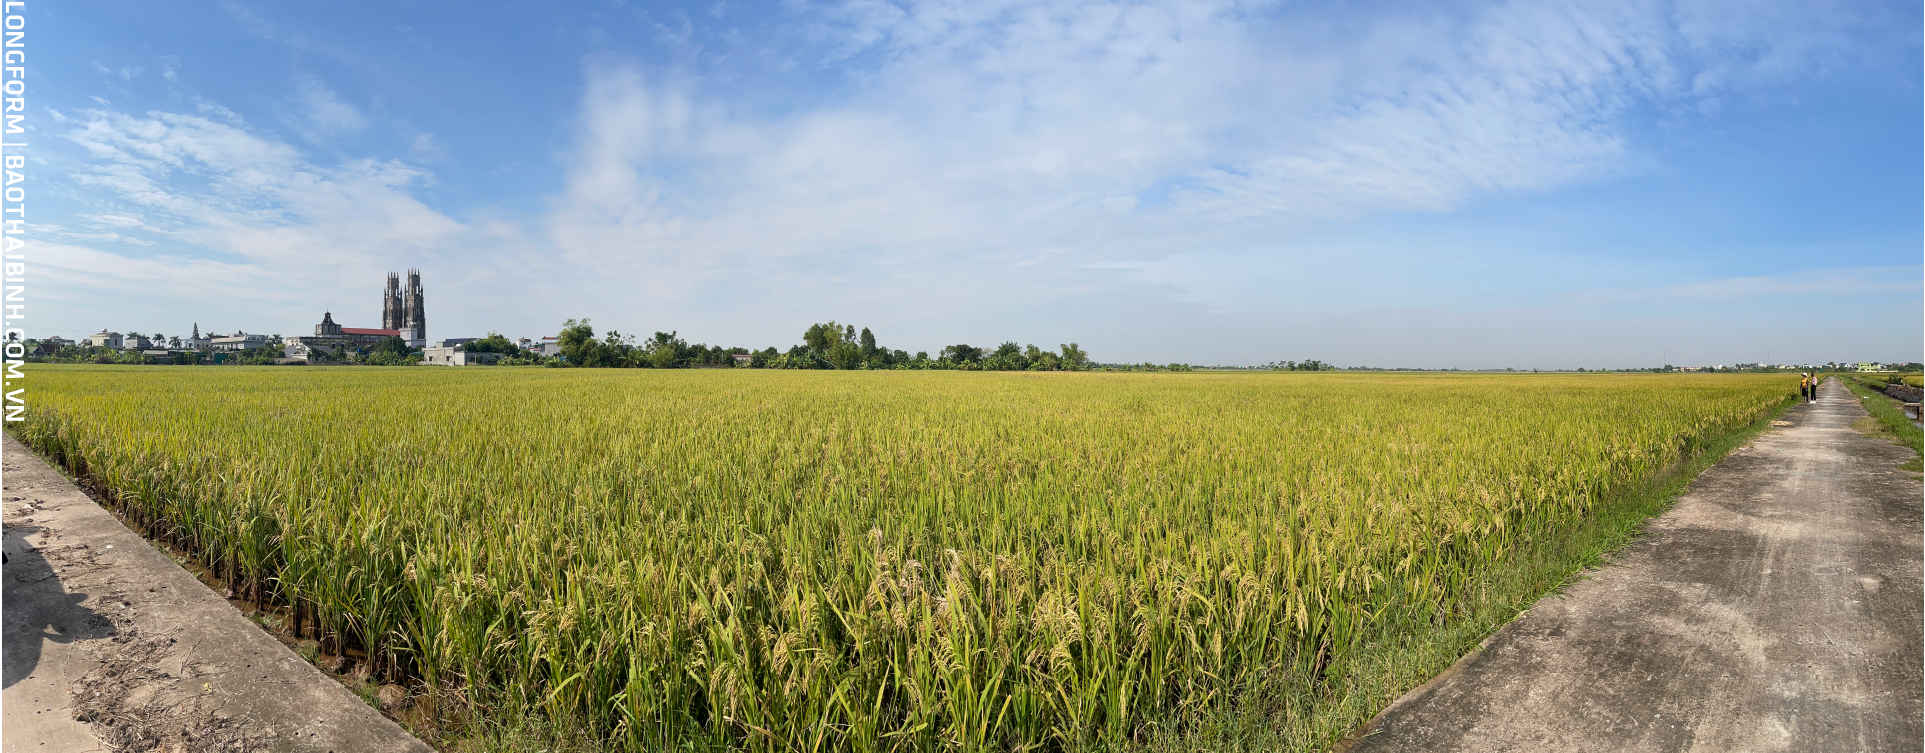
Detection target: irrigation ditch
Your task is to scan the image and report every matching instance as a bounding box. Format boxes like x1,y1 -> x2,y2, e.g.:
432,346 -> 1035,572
8,432 -> 451,741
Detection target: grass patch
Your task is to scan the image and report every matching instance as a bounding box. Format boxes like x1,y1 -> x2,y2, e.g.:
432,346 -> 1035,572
1841,377 -> 1923,472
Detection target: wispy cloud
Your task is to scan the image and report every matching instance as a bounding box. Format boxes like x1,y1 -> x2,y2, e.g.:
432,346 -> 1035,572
288,73 -> 371,138
539,0 -> 1885,310
58,108 -> 475,295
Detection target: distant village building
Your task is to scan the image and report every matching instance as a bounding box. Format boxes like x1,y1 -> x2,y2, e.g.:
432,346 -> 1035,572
525,336 -> 560,357
283,340 -> 331,363
35,335 -> 71,354
209,332 -> 269,351
88,330 -> 124,349
284,271 -> 431,360
422,338 -> 504,366
285,312 -> 403,361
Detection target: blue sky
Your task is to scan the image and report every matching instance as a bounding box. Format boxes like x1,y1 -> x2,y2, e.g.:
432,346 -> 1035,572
25,0 -> 1923,367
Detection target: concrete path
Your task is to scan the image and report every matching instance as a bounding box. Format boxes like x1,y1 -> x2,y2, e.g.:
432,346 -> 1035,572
1345,377 -> 1923,752
2,434 -> 433,753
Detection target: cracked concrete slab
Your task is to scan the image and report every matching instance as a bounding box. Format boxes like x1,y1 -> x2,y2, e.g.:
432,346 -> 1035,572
2,433 -> 433,752
1342,377 -> 1924,752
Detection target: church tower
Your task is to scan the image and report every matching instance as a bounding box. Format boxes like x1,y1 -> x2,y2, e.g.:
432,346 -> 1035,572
382,272 -> 404,330
403,269 -> 425,341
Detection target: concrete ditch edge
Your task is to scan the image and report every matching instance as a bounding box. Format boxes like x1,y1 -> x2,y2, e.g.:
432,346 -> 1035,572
2,432 -> 435,753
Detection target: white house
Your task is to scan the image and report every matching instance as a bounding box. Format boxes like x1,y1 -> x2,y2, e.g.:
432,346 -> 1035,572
284,340 -> 340,363
422,338 -> 503,366
209,333 -> 269,351
88,330 -> 124,349
515,337 -> 562,358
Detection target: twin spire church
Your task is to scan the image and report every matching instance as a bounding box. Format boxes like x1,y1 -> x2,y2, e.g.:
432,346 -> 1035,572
382,269 -> 427,342
284,270 -> 428,361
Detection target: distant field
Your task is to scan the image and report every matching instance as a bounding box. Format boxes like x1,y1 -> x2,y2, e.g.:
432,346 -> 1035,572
13,367 -> 1795,751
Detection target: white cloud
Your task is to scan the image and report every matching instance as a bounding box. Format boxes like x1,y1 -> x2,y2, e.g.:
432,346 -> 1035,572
542,0 -> 1872,303
34,240 -> 267,292
289,73 -> 370,137
58,107 -> 475,293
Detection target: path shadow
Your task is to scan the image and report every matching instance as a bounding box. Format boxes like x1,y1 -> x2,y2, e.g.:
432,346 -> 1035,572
3,522 -> 116,689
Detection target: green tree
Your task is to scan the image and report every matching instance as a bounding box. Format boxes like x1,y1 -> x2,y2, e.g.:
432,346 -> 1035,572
827,340 -> 863,370
372,335 -> 411,356
986,341 -> 1026,371
1058,342 -> 1089,371
559,318 -> 615,367
639,331 -> 684,368
860,327 -> 877,357
466,332 -> 520,355
364,348 -> 419,366
941,344 -> 983,364
780,345 -> 822,369
803,322 -> 844,354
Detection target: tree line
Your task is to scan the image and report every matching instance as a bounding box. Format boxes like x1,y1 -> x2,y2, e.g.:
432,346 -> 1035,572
545,319 -> 1093,371
25,334 -> 423,366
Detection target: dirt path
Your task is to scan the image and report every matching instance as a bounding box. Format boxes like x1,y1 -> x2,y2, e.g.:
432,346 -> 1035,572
1343,377 -> 1923,752
1,433 -> 433,753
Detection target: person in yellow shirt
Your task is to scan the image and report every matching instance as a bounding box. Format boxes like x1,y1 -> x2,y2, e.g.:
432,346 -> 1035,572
1800,374 -> 1812,403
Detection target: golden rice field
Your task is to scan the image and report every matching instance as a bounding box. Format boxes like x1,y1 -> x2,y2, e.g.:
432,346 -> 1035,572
12,367 -> 1794,751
